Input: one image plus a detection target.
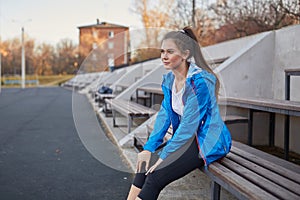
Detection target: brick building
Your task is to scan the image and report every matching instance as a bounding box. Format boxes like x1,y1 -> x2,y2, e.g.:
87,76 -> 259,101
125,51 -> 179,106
78,19 -> 130,72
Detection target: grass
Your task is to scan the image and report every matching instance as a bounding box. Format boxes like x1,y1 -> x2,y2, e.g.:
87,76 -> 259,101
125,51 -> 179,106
1,74 -> 75,87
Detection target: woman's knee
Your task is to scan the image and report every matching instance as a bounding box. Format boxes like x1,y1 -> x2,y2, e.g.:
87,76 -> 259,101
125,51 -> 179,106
138,173 -> 164,200
147,172 -> 165,190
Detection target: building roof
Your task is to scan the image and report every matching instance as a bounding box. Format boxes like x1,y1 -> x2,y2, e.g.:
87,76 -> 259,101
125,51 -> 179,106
78,19 -> 129,29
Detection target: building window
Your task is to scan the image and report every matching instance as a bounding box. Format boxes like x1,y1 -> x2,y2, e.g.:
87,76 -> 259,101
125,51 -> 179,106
109,31 -> 114,38
93,30 -> 98,39
92,42 -> 98,50
108,54 -> 114,67
108,42 -> 114,49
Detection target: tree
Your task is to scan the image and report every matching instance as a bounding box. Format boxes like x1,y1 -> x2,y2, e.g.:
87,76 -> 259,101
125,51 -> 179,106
131,0 -> 173,48
35,43 -> 55,75
7,38 -> 21,75
24,38 -> 36,75
164,0 -> 194,29
209,0 -> 300,43
130,48 -> 160,63
1,35 -> 80,76
0,39 -> 13,75
56,39 -> 78,74
277,0 -> 300,24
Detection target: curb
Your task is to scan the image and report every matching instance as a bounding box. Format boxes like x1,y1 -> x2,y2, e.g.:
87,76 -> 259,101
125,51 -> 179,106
86,93 -> 136,173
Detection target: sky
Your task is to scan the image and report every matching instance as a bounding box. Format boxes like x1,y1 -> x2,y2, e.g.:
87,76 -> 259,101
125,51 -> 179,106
0,0 -> 143,45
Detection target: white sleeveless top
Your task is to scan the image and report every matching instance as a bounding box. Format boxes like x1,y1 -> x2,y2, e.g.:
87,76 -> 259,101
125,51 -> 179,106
172,80 -> 185,116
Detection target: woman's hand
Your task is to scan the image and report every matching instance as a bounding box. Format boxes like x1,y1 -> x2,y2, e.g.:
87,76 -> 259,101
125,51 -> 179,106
146,158 -> 163,175
136,150 -> 151,173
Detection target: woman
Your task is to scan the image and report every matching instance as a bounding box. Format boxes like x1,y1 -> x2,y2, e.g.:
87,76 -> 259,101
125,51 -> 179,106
127,27 -> 232,200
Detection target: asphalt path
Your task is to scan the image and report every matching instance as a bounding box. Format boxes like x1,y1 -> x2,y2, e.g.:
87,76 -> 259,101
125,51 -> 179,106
0,87 -> 133,200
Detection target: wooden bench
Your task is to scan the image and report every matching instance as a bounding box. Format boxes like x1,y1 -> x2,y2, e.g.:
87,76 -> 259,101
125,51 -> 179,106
136,85 -> 164,107
222,115 -> 248,125
219,97 -> 300,160
105,98 -> 156,133
97,94 -> 116,116
206,141 -> 300,199
135,122 -> 300,200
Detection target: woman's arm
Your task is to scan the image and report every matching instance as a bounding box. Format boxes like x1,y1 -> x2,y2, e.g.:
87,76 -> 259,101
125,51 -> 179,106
143,97 -> 171,153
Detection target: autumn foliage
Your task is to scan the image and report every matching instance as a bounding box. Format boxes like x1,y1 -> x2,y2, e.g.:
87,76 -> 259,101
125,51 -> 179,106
131,0 -> 300,53
0,38 -> 78,76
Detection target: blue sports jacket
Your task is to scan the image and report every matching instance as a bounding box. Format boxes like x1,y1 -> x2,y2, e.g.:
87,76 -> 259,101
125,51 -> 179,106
143,63 -> 232,166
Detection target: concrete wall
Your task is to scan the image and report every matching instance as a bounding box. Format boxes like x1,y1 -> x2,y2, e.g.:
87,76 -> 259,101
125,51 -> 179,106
203,33 -> 265,61
273,24 -> 300,100
215,31 -> 275,98
272,25 -> 300,153
82,71 -> 110,93
117,60 -> 168,101
110,59 -> 161,92
103,67 -> 128,86
216,25 -> 300,154
111,63 -> 143,91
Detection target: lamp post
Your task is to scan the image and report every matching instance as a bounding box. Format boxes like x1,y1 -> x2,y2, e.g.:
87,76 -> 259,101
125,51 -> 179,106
0,52 -> 2,93
21,26 -> 25,89
12,19 -> 31,89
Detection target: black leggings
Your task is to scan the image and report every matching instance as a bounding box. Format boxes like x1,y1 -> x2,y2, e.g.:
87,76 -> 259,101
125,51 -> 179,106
132,137 -> 204,200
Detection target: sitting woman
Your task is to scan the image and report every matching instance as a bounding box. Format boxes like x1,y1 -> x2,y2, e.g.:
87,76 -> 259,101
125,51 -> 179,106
127,27 -> 232,200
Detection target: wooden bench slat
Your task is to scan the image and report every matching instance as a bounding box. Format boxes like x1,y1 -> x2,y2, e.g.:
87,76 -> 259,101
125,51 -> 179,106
226,152 -> 300,196
111,99 -> 155,115
129,104 -> 153,115
105,98 -> 156,133
116,103 -> 140,115
231,146 -> 300,185
222,156 -> 300,199
222,115 -> 248,124
232,140 -> 300,173
110,100 -> 145,115
207,162 -> 280,200
111,102 -> 132,116
221,97 -> 300,116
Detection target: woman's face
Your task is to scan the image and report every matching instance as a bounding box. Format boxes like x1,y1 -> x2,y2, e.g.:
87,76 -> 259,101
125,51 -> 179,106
161,39 -> 186,70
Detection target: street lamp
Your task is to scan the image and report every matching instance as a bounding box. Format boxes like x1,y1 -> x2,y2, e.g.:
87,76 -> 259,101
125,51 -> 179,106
0,51 -> 2,93
21,26 -> 25,89
12,19 -> 31,89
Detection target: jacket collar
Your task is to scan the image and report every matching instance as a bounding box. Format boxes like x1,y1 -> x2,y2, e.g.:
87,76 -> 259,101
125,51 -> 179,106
162,62 -> 203,90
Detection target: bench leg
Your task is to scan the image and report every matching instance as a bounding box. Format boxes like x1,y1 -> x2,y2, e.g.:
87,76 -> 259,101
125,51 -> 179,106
128,116 -> 133,133
211,181 -> 221,200
284,115 -> 290,160
104,102 -> 109,117
104,102 -> 107,116
112,110 -> 117,127
248,109 -> 254,146
269,112 -> 275,147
